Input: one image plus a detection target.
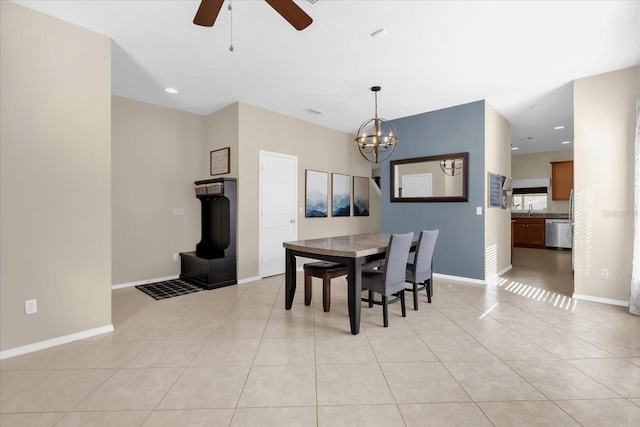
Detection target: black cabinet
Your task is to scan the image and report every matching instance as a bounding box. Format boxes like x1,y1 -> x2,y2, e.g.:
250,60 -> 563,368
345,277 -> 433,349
180,178 -> 237,290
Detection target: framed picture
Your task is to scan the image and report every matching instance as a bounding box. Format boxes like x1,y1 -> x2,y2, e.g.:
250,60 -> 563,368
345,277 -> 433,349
353,176 -> 370,216
305,170 -> 328,218
210,147 -> 230,176
331,173 -> 351,217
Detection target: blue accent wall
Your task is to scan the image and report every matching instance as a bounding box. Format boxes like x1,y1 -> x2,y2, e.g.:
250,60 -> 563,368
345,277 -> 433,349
380,101 -> 485,280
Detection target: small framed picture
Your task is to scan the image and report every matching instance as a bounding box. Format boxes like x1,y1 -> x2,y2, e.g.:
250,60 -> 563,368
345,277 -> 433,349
353,176 -> 370,216
210,147 -> 230,176
305,170 -> 328,218
332,173 -> 351,217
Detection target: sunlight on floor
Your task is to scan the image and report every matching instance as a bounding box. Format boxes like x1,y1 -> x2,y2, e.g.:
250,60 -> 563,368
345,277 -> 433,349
493,277 -> 577,311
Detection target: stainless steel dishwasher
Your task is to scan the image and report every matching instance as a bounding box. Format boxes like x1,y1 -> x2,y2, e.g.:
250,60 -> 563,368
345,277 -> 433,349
545,219 -> 572,250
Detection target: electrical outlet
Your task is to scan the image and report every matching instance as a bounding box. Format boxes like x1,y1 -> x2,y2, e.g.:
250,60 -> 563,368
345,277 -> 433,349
173,253 -> 180,262
600,268 -> 609,279
25,299 -> 37,315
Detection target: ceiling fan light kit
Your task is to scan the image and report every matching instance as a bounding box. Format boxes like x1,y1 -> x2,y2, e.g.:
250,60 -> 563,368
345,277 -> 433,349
354,86 -> 399,164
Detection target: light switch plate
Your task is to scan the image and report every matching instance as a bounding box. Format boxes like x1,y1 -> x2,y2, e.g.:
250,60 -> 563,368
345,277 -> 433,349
476,207 -> 482,215
25,299 -> 37,314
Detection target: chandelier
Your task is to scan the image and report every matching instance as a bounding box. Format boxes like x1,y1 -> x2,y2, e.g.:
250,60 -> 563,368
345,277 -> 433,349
440,158 -> 463,176
354,86 -> 398,163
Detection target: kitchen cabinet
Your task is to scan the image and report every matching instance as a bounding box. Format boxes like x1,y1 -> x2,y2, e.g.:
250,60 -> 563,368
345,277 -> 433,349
551,160 -> 573,200
512,218 -> 546,249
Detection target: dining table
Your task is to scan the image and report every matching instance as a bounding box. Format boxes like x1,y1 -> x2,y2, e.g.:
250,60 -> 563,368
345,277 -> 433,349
283,233 -> 416,335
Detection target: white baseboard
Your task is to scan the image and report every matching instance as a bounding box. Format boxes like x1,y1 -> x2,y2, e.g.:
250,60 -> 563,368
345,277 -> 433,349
0,324 -> 114,360
243,268 -> 302,284
238,276 -> 261,285
497,264 -> 513,276
112,275 -> 179,290
572,293 -> 629,307
114,274 -> 267,289
433,272 -> 487,285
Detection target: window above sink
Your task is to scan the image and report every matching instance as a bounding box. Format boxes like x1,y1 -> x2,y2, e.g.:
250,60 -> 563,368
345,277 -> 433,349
511,187 -> 548,212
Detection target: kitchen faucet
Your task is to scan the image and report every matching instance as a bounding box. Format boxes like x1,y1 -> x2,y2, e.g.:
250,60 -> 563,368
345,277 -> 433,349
528,204 -> 533,216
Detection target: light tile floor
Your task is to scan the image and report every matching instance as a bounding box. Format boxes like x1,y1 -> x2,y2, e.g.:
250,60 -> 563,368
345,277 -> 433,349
2,256 -> 639,426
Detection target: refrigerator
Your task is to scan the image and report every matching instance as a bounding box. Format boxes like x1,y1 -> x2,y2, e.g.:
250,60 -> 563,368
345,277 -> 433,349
570,188 -> 574,270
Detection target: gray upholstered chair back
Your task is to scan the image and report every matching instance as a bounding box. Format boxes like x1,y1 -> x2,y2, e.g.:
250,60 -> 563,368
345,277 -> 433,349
411,230 -> 439,283
382,232 -> 414,292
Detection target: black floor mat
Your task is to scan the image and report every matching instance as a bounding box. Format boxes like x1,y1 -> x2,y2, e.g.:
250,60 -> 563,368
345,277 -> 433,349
135,279 -> 203,300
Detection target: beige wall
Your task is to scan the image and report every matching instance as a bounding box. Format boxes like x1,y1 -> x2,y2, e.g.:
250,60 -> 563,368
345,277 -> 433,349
235,103 -> 381,279
512,149 -> 574,213
484,103 -> 512,280
204,103 -> 239,179
573,66 -> 640,304
111,97 -> 206,284
113,100 -> 380,284
1,3 -> 112,352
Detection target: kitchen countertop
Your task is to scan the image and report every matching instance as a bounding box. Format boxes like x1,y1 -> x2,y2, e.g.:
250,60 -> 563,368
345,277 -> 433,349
511,213 -> 569,219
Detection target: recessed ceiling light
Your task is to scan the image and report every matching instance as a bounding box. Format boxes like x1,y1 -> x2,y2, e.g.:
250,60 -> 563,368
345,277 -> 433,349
554,126 -> 565,130
511,147 -> 519,151
304,108 -> 323,115
371,28 -> 388,38
165,87 -> 178,94
561,141 -> 571,145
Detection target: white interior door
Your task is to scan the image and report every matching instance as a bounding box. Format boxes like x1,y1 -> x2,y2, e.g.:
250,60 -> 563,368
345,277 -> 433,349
259,151 -> 297,277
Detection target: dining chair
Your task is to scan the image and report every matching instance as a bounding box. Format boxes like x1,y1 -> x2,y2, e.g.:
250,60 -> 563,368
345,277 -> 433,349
405,229 -> 439,310
358,232 -> 414,327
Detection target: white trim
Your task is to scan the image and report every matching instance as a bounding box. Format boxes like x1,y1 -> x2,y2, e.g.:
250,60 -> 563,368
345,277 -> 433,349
239,269 -> 305,284
112,275 -> 179,290
238,276 -> 261,285
497,264 -> 512,276
433,272 -> 487,285
0,324 -> 114,360
572,293 -> 629,307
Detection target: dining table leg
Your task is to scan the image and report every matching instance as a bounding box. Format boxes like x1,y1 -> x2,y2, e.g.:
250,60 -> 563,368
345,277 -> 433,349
346,257 -> 363,335
285,248 -> 296,309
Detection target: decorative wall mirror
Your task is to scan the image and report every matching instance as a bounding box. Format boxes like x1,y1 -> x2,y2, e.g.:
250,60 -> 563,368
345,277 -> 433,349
390,152 -> 469,202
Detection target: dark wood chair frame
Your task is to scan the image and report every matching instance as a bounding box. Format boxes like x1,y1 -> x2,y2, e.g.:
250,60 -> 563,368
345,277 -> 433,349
304,260 -> 383,312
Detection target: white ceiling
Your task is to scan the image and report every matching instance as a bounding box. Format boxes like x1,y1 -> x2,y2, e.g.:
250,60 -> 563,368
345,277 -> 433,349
13,0 -> 640,155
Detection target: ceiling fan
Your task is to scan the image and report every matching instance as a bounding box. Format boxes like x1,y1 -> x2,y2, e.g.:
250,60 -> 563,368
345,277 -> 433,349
193,0 -> 313,31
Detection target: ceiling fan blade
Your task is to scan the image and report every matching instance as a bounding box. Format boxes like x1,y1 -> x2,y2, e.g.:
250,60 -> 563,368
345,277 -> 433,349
193,0 -> 225,27
264,0 -> 313,31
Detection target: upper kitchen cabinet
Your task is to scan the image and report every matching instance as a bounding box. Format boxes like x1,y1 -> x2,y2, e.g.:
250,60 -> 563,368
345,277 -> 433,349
551,160 -> 573,200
